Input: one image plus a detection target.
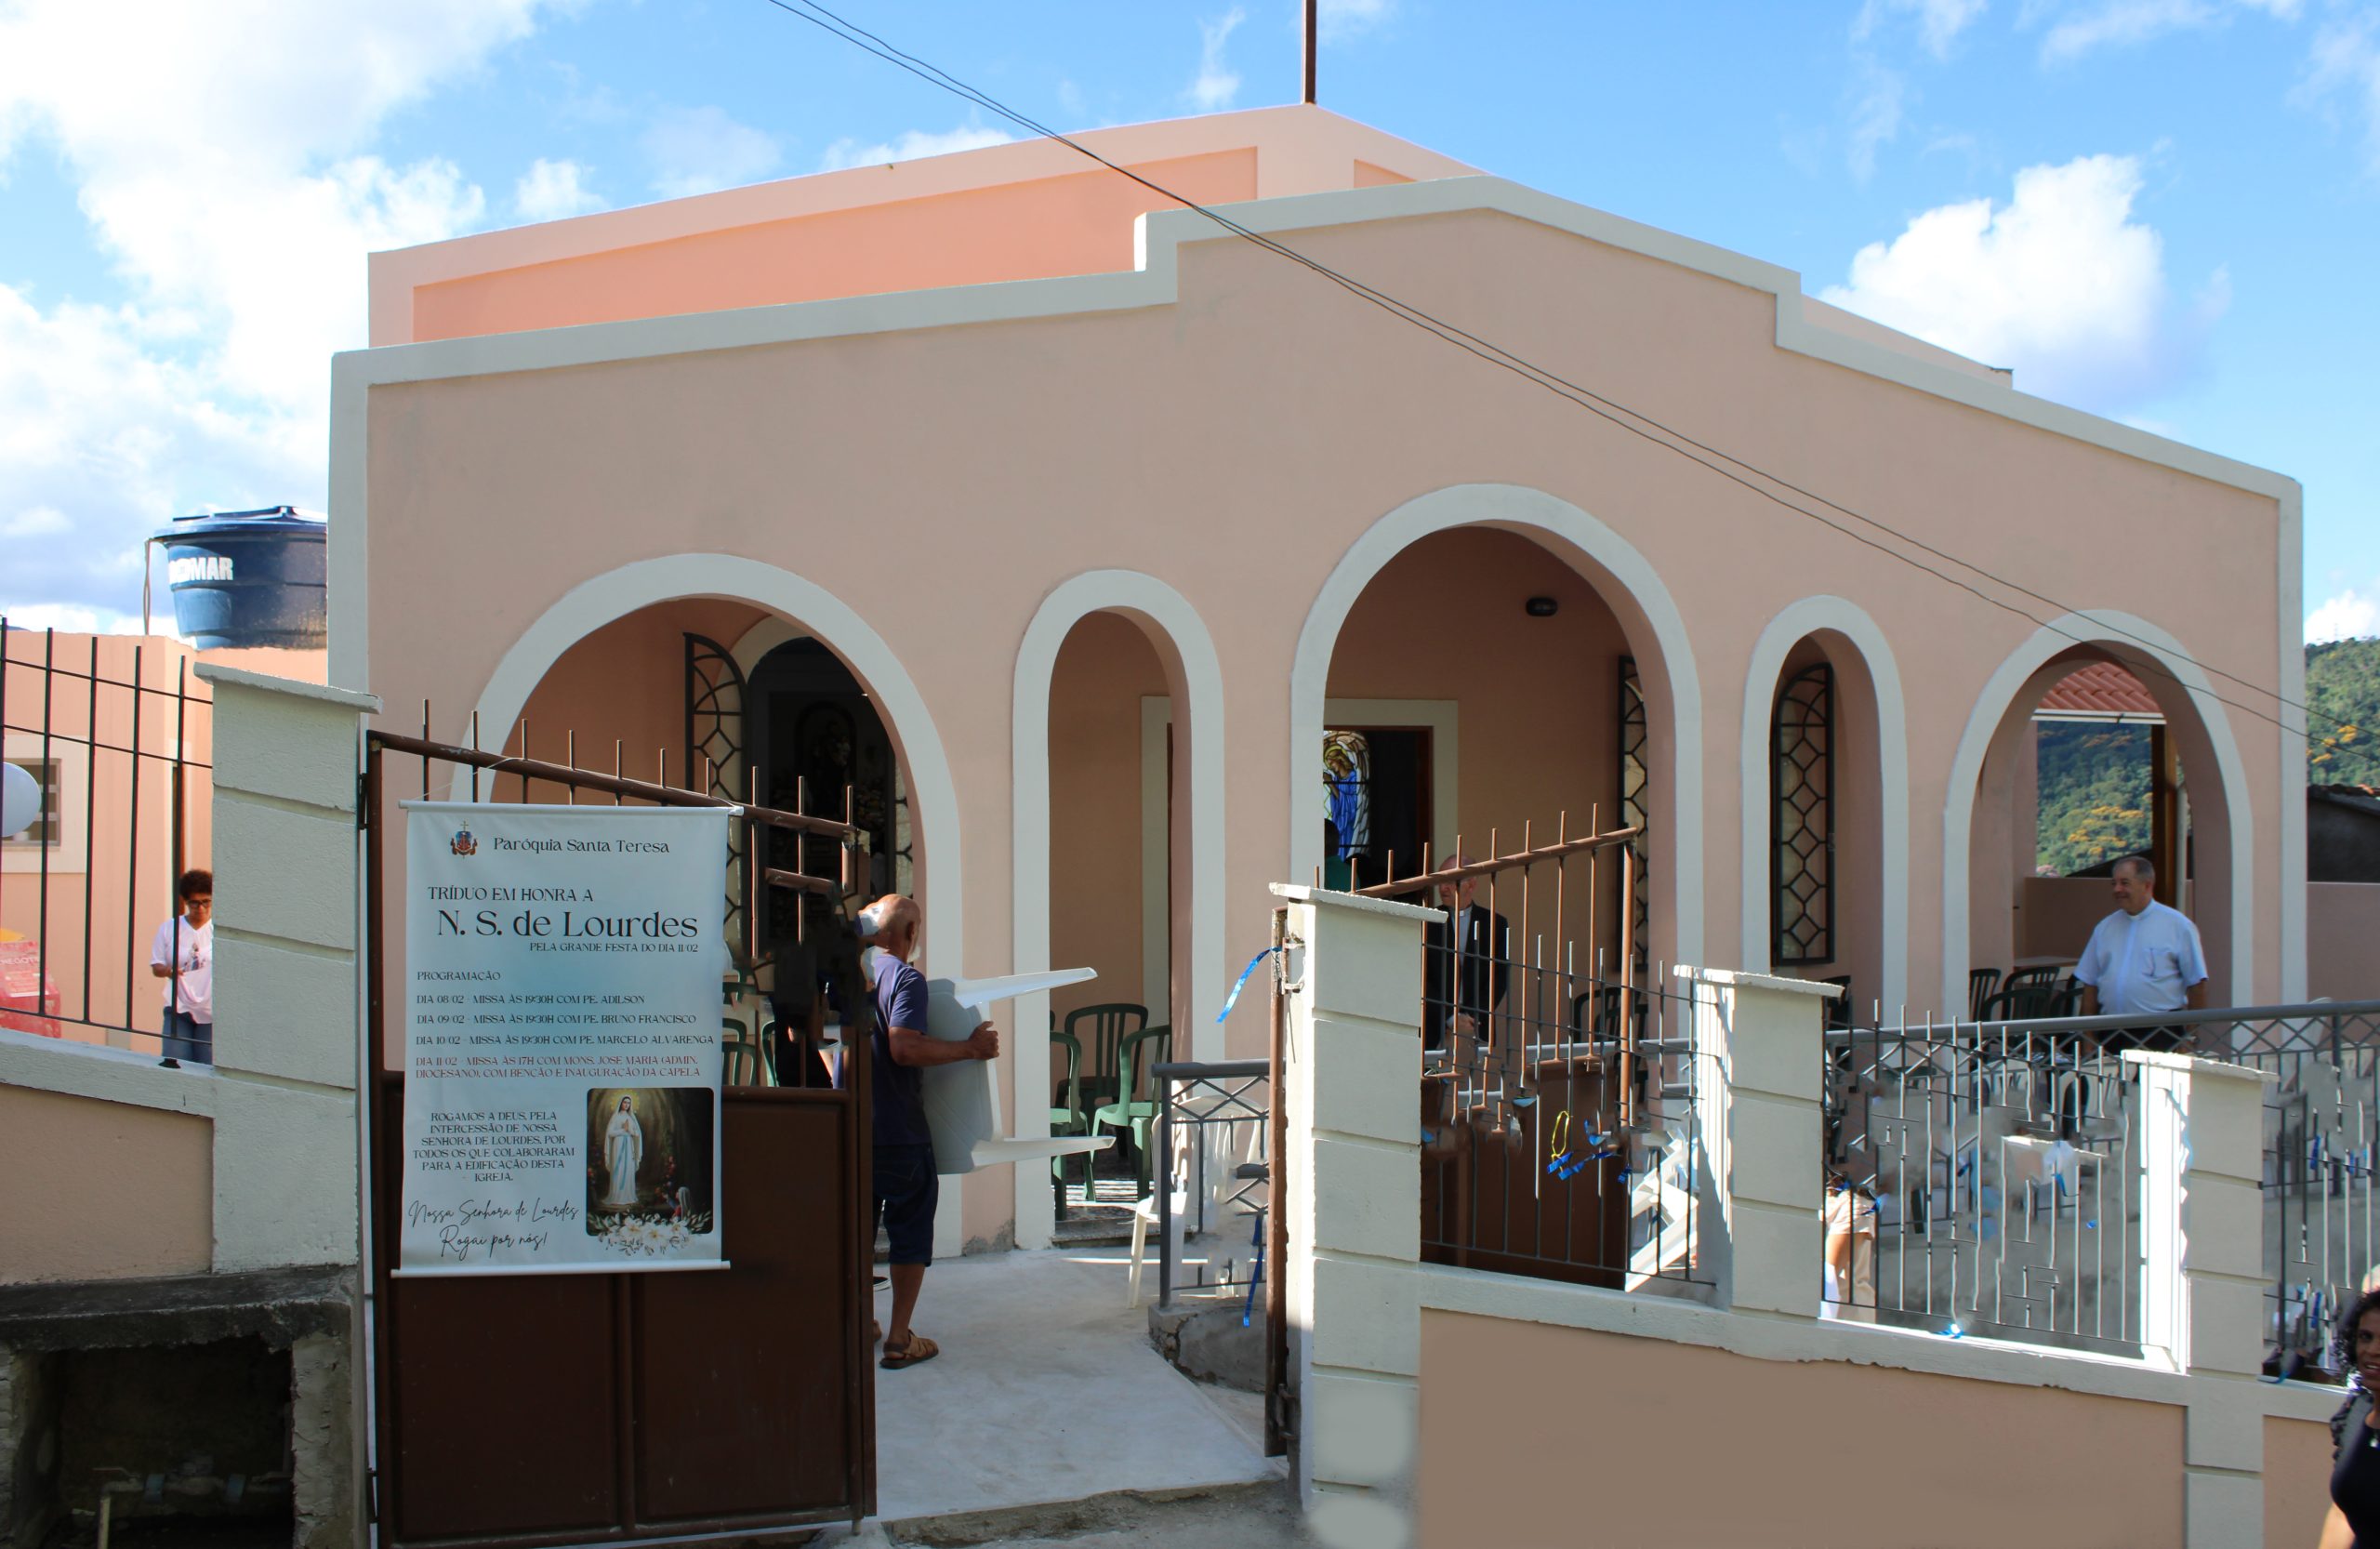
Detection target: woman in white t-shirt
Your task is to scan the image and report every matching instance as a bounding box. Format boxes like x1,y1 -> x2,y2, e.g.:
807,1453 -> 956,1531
150,867 -> 214,1066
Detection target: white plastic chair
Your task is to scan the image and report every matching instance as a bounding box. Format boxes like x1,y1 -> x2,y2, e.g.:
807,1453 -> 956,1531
1126,1184 -> 1189,1308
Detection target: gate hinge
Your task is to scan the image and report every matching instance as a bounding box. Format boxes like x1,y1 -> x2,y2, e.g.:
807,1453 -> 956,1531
356,772 -> 371,830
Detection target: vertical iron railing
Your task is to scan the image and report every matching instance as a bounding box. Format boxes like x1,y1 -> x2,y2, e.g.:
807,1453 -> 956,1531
2231,1001 -> 2380,1381
1827,999 -> 2380,1370
0,622 -> 211,1054
1352,822 -> 1708,1290
1824,1018 -> 2140,1354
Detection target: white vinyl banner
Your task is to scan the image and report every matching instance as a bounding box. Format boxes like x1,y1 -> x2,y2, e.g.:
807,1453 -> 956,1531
399,802 -> 733,1275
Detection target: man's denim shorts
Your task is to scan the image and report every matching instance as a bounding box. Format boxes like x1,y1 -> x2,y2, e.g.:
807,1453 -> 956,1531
873,1143 -> 939,1266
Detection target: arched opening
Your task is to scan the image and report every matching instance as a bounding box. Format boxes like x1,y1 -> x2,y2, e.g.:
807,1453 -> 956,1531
1955,633 -> 2247,1013
1322,524 -> 1674,980
1760,631 -> 1890,1022
1010,571 -> 1225,1250
1290,483 -> 1703,973
1314,516 -> 1693,1290
1043,610 -> 1180,1235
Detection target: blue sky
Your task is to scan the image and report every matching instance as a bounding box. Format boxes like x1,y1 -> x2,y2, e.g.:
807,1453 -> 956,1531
3,0 -> 2376,650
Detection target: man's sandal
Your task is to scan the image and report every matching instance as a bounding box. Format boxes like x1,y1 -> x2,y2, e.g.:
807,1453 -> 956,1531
879,1332 -> 939,1370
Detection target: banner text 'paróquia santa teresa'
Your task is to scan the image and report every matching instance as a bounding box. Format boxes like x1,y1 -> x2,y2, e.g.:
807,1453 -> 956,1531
399,802 -> 732,1275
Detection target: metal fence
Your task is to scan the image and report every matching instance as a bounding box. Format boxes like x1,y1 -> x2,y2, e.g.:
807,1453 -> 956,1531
1354,823 -> 1710,1291
0,623 -> 212,1056
1827,999 -> 2380,1371
1824,1017 -> 2141,1354
2229,1000 -> 2380,1382
1152,1059 -> 1272,1311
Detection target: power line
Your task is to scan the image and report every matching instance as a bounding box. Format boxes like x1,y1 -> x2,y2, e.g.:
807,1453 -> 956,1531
758,0 -> 2337,746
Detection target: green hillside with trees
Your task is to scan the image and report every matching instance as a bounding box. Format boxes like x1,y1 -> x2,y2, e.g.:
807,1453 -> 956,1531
2307,637 -> 2380,787
2032,637 -> 2380,874
2036,722 -> 2153,875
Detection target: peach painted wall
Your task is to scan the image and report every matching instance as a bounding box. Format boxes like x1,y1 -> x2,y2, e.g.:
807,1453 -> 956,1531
2268,1413 -> 2334,1549
413,152 -> 1256,343
356,196 -> 2294,1243
2308,882 -> 2380,1001
1047,613 -> 1165,1030
373,108 -> 1479,346
0,1084 -> 212,1282
1417,1310 -> 2185,1548
2017,877 -> 2115,965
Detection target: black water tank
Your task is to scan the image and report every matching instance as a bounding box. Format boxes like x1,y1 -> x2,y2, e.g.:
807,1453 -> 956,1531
158,507 -> 326,649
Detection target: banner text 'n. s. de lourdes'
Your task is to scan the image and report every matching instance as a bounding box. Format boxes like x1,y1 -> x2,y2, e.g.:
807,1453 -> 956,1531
399,802 -> 732,1276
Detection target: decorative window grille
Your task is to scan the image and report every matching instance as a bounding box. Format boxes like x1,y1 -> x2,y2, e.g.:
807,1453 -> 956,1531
1771,662 -> 1834,966
1618,658 -> 1649,972
683,633 -> 749,958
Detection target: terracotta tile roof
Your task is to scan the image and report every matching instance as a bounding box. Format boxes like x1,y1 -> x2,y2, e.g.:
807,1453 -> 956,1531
2036,661 -> 2161,719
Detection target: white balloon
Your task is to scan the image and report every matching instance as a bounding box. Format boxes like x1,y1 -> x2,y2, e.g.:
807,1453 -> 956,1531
0,762 -> 36,841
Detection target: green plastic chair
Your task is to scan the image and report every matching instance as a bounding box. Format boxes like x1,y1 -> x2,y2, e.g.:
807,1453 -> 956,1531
1967,967 -> 2003,1022
1094,1024 -> 1173,1200
722,1014 -> 771,1088
1065,1002 -> 1147,1116
1050,1027 -> 1091,1194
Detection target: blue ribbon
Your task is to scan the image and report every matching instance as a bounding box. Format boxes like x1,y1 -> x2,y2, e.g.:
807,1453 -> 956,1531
1216,947 -> 1280,1023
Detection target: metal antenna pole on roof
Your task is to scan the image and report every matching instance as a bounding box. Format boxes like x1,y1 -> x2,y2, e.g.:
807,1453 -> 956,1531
1302,0 -> 1317,104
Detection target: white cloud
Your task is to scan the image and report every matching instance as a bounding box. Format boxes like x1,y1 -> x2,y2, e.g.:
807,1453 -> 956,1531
1819,152 -> 2225,410
1846,60 -> 1908,181
2308,580 -> 2380,643
816,125 -> 1015,173
0,602 -> 156,636
0,0 -> 552,621
2036,0 -> 2298,62
1187,8 -> 1247,113
2043,0 -> 2214,60
513,157 -> 604,221
0,284 -> 297,623
2303,10 -> 2380,174
1857,0 -> 1990,59
1317,0 -> 1395,43
642,106 -> 783,199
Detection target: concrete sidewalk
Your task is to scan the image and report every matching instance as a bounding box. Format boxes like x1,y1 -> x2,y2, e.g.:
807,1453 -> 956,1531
867,1248 -> 1281,1525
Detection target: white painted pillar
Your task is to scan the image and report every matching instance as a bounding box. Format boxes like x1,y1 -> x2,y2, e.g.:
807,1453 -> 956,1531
1676,966 -> 1839,1315
198,666 -> 380,1273
2128,1049 -> 2275,1546
198,664 -> 380,1549
1273,883 -> 1439,1549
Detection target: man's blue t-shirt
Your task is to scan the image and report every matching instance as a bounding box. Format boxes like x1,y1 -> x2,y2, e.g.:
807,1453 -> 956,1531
840,951 -> 931,1148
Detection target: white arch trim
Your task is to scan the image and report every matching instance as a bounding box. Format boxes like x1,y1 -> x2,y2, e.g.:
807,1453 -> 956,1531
463,553 -> 967,973
1289,483 -> 1704,969
1739,598 -> 1910,1016
1941,612 -> 2255,1015
1012,571 -> 1227,1251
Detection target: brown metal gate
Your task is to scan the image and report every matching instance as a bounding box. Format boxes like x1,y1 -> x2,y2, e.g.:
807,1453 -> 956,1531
364,730 -> 876,1546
